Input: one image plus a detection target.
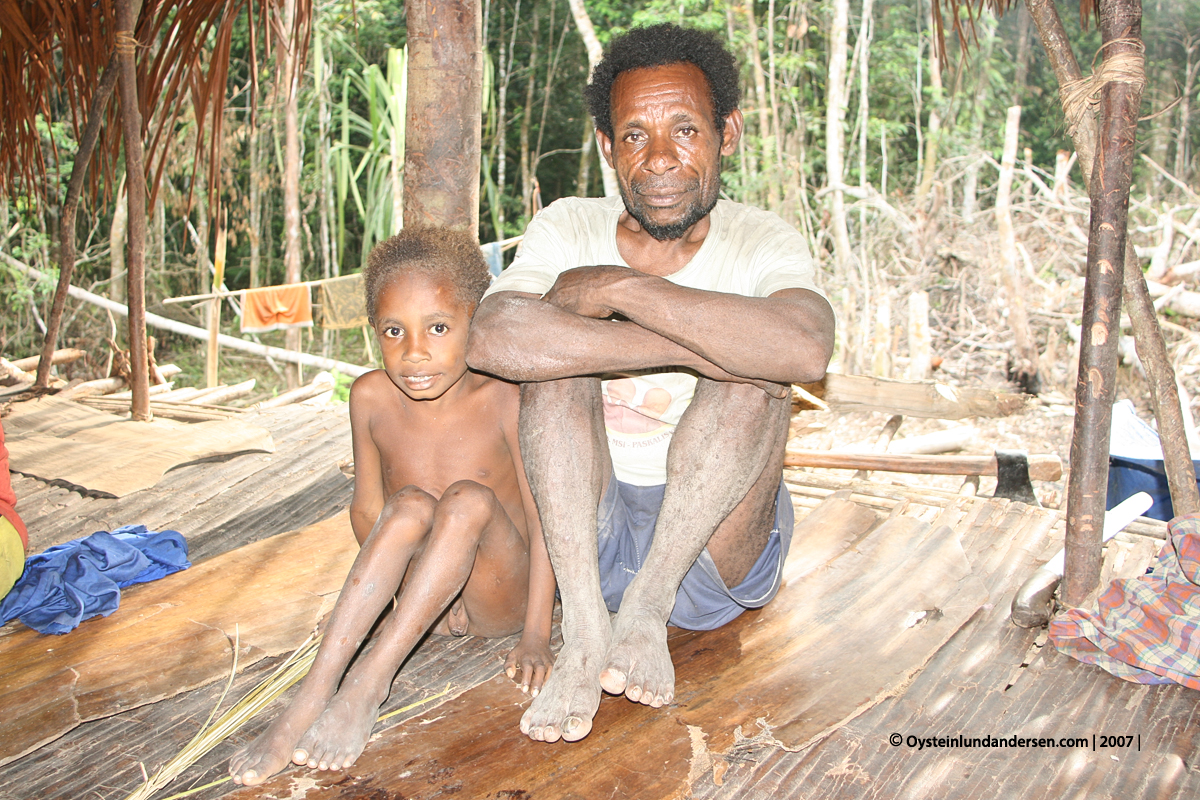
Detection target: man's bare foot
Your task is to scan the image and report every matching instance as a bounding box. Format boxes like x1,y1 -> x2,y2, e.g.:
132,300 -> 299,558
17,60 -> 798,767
229,693 -> 328,786
521,596 -> 611,743
292,680 -> 384,771
598,605 -> 674,707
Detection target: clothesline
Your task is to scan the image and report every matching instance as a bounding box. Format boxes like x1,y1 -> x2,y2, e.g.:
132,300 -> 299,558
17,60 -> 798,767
162,234 -> 524,306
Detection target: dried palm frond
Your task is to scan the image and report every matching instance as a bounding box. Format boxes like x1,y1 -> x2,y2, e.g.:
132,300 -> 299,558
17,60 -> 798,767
0,0 -> 312,210
928,0 -> 1099,60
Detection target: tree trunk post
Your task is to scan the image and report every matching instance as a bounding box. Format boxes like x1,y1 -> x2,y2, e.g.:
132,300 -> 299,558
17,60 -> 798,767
115,0 -> 151,421
1027,0 -> 1197,536
1063,0 -> 1145,606
405,0 -> 482,233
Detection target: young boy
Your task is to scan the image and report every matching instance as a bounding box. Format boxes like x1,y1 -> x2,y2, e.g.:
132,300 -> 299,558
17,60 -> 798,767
230,227 -> 555,786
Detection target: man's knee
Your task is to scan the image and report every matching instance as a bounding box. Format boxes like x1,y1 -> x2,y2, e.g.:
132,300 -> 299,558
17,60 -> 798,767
520,376 -> 601,409
690,379 -> 789,428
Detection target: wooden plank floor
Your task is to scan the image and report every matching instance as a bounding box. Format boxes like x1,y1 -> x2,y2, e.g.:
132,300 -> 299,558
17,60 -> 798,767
8,403 -> 355,563
3,414 -> 1195,800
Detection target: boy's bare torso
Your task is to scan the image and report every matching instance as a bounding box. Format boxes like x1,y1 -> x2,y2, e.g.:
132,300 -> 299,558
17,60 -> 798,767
351,368 -> 530,543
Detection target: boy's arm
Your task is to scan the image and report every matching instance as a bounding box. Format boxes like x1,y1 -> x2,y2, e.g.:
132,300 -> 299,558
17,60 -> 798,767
502,395 -> 557,695
348,376 -> 386,546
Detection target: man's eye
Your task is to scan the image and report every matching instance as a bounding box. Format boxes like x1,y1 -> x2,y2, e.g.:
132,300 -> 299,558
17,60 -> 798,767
431,323 -> 449,335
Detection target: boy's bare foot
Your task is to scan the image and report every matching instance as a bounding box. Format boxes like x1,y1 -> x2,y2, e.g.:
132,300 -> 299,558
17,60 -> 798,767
598,604 -> 674,707
521,597 -> 611,743
293,680 -> 385,771
229,693 -> 328,786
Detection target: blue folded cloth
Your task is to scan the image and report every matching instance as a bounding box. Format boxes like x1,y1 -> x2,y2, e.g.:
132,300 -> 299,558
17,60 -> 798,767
0,525 -> 190,635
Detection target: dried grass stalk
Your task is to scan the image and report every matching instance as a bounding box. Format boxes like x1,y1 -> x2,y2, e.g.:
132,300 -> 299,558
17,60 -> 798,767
124,631 -> 457,800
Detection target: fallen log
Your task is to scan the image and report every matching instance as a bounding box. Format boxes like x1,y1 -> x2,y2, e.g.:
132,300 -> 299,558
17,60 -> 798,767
799,373 -> 1027,419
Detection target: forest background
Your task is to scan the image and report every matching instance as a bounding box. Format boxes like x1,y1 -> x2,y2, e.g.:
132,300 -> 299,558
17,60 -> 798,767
2,0 -> 1199,407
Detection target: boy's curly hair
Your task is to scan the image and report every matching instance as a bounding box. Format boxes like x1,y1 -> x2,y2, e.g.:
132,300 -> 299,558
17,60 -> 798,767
583,23 -> 740,141
363,227 -> 491,325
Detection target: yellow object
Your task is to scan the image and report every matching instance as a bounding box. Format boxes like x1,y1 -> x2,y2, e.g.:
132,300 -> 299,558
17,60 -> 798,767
0,518 -> 24,599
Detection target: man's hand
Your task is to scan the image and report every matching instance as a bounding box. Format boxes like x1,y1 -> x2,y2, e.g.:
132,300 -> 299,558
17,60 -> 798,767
541,265 -> 630,319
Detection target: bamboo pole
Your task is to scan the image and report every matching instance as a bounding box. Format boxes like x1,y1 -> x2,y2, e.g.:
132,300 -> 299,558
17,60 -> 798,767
206,216 -> 227,388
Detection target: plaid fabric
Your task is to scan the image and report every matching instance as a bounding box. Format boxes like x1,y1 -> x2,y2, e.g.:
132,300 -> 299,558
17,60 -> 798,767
1048,512 -> 1200,689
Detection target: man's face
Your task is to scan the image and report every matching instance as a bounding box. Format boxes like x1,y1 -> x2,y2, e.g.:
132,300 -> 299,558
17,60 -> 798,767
598,62 -> 742,241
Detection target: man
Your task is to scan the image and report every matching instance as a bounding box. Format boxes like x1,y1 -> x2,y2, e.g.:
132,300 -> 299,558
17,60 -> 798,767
467,23 -> 835,744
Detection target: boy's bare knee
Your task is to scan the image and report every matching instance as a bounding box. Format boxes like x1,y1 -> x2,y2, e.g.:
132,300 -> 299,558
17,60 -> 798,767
381,485 -> 437,526
437,480 -> 498,527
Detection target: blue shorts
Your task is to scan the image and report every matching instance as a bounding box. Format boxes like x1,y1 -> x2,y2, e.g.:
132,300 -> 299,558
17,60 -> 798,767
596,475 -> 794,631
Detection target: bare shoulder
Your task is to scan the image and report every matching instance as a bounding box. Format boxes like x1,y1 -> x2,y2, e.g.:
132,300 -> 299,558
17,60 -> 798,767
348,370 -> 400,421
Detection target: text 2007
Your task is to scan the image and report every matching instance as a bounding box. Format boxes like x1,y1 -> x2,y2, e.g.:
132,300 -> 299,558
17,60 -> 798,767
1096,734 -> 1140,750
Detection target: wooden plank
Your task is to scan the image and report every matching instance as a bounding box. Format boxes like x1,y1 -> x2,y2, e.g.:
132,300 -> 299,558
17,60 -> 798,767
4,396 -> 274,497
0,512 -> 358,766
802,373 -> 1028,419
688,491 -> 1200,800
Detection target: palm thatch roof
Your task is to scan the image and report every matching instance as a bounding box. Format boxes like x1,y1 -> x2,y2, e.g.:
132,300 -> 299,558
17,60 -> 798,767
0,0 -> 310,208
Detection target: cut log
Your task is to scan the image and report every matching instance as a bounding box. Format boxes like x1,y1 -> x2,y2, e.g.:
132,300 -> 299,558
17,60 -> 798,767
58,377 -> 127,400
784,449 -> 1062,481
109,382 -> 174,400
185,379 -> 255,406
888,426 -> 977,454
10,349 -> 87,372
156,387 -> 205,402
801,373 -> 1027,418
0,358 -> 36,386
252,373 -> 337,410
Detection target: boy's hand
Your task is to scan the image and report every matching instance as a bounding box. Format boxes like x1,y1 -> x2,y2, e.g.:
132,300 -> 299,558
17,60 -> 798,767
505,634 -> 554,696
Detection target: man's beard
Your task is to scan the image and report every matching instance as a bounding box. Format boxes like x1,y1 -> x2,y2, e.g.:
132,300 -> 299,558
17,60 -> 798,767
619,176 -> 720,242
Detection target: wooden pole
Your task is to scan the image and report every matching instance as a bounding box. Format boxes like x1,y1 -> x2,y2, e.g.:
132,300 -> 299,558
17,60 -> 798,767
115,0 -> 151,421
206,213 -> 227,388
1062,0 -> 1145,606
1026,0 -> 1195,519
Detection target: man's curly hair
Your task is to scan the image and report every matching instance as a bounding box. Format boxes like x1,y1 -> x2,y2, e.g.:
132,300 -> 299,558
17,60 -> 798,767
363,227 -> 491,325
584,23 -> 740,141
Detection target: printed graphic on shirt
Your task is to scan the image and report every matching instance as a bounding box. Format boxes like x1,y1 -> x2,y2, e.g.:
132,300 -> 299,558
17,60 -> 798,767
600,370 -> 697,485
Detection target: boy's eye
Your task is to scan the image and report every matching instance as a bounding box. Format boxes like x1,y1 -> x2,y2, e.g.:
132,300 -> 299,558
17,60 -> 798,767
383,326 -> 402,338
431,323 -> 449,335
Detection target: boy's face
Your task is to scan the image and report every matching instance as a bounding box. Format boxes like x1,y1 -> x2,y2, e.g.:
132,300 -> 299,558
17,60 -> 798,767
373,271 -> 473,401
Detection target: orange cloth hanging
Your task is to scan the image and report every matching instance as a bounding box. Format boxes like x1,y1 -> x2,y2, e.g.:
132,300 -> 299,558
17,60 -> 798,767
240,284 -> 314,333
